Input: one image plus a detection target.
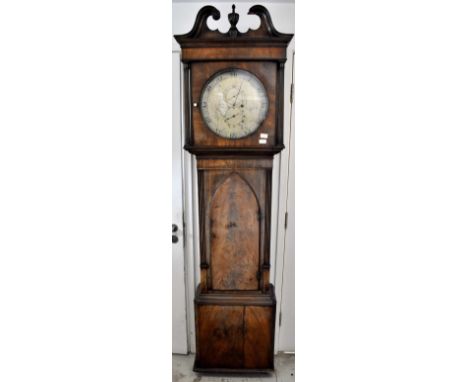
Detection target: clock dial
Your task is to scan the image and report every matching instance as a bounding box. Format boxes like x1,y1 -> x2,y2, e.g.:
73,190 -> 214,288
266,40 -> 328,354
200,69 -> 268,139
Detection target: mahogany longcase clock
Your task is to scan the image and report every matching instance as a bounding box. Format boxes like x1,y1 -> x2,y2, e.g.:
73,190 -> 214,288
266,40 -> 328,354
174,4 -> 293,373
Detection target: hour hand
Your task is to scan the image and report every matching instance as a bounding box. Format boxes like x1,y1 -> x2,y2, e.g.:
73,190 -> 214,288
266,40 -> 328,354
224,113 -> 238,122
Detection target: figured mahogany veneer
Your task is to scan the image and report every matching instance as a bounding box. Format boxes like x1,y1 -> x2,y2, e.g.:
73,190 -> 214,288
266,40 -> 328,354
210,173 -> 259,290
198,158 -> 272,293
194,286 -> 276,372
195,305 -> 244,369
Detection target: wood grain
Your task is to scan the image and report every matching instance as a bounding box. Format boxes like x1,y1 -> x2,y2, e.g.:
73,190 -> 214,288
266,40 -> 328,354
182,46 -> 286,61
195,305 -> 244,369
194,294 -> 276,371
244,306 -> 274,369
210,173 -> 260,290
197,159 -> 273,292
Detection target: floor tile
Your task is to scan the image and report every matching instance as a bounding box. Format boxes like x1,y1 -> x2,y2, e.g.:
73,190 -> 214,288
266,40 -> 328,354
274,354 -> 295,382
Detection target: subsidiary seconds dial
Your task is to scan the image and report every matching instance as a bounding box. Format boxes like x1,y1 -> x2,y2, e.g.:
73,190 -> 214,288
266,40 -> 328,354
200,69 -> 268,139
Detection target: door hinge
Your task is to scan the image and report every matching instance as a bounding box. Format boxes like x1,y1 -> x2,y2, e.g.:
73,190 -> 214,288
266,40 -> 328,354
182,213 -> 186,247
285,212 -> 288,229
279,311 -> 282,326
290,83 -> 294,104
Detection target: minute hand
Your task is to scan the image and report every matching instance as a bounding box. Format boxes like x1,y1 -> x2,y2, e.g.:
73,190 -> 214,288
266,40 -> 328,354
233,82 -> 244,107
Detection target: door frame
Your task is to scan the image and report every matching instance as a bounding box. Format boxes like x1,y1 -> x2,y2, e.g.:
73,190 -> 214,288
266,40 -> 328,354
172,51 -> 189,354
272,39 -> 295,354
276,48 -> 295,353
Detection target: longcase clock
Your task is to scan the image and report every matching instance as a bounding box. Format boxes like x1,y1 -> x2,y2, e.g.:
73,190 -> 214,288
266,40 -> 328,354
174,4 -> 293,373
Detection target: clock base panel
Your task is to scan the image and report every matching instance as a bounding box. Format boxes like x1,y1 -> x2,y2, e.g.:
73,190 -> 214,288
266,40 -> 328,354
194,285 -> 276,373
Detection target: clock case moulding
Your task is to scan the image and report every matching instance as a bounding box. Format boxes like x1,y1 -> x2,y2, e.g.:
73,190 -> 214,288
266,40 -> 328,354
175,4 -> 293,156
174,4 -> 293,374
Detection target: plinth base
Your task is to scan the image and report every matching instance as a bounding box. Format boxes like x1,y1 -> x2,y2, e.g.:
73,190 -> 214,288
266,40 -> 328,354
193,284 -> 276,373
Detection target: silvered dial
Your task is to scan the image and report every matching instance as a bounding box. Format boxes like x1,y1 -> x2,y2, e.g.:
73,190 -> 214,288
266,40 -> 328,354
200,69 -> 268,139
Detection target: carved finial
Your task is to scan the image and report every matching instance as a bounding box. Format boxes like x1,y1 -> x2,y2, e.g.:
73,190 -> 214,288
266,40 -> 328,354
228,4 -> 239,37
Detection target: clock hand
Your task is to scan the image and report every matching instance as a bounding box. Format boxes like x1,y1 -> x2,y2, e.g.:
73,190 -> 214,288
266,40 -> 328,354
224,113 -> 240,121
233,82 -> 244,107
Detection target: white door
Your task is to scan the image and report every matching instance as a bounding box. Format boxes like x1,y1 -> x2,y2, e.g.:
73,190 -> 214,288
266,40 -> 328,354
172,52 -> 189,354
278,52 -> 295,352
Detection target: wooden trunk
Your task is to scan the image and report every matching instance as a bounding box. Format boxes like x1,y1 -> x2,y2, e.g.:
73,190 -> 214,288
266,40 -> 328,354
193,157 -> 275,373
196,158 -> 273,294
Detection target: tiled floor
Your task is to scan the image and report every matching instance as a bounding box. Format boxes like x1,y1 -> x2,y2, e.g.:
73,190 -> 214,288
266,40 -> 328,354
173,353 -> 295,382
